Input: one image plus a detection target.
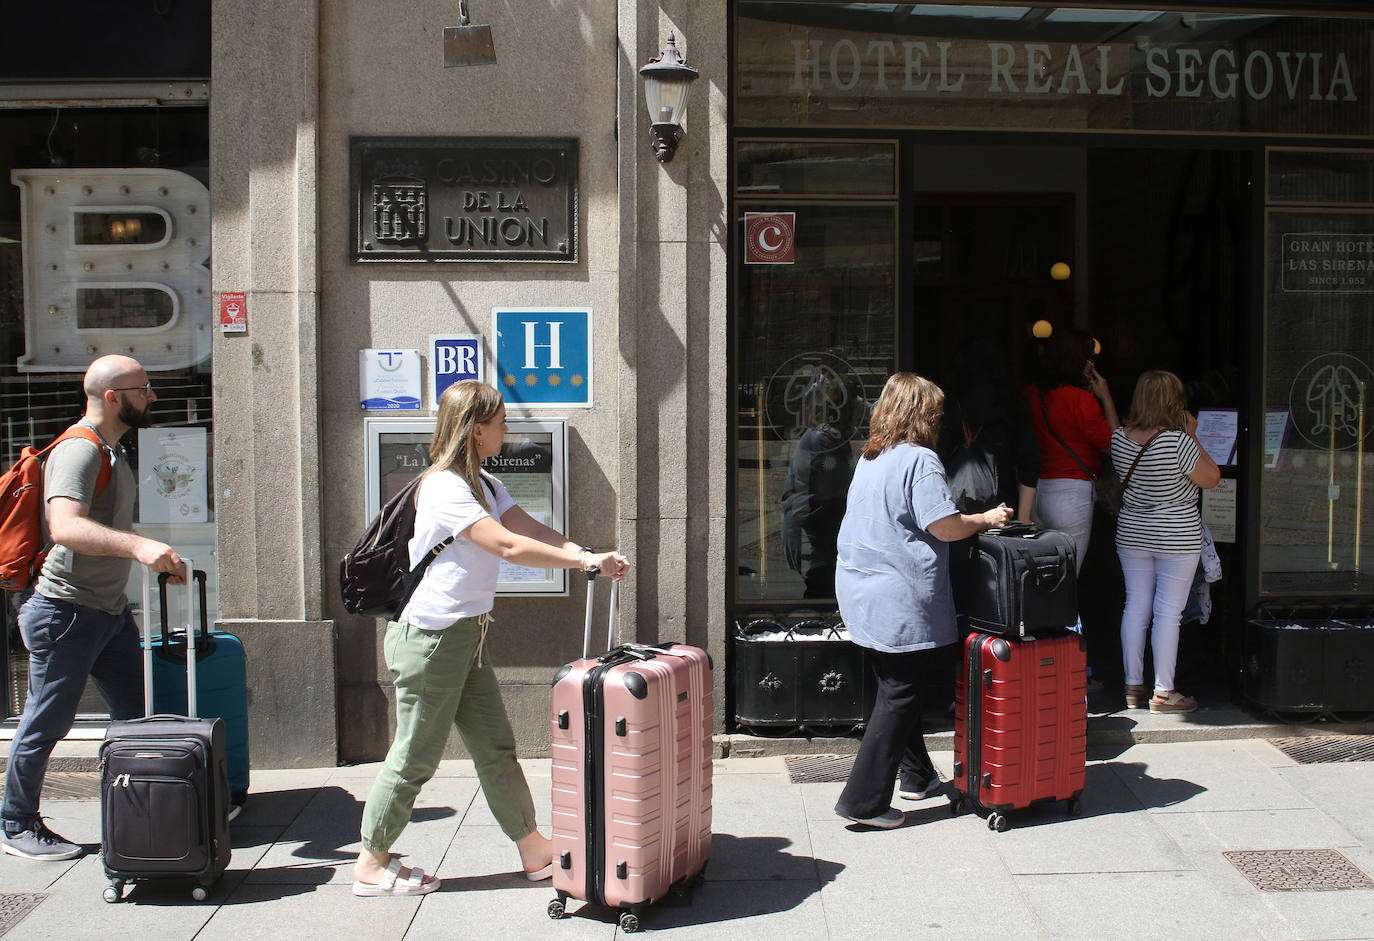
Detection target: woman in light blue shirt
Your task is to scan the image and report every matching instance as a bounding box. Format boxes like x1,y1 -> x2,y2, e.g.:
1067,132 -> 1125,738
833,373 -> 1012,829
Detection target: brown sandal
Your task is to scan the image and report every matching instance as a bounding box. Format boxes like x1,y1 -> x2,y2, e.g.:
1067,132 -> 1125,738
1149,690 -> 1198,713
1123,684 -> 1148,709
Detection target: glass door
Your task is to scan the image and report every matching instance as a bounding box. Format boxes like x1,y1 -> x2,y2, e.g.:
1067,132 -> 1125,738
1260,148 -> 1374,596
734,139 -> 900,604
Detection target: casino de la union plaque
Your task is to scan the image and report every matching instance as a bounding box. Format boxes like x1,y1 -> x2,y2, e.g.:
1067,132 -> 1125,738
351,136 -> 578,263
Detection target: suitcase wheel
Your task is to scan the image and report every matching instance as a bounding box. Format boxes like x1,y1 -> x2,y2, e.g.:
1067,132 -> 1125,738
191,886 -> 209,902
949,797 -> 969,816
618,912 -> 641,933
1066,797 -> 1083,816
987,812 -> 1009,832
103,882 -> 124,904
547,898 -> 566,920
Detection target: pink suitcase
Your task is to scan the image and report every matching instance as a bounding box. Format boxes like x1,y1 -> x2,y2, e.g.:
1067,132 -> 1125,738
547,572 -> 713,933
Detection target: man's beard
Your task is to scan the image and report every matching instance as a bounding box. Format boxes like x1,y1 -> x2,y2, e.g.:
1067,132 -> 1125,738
117,397 -> 153,429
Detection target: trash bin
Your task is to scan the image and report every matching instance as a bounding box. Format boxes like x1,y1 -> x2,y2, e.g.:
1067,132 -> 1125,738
733,615 -> 875,735
1244,614 -> 1374,718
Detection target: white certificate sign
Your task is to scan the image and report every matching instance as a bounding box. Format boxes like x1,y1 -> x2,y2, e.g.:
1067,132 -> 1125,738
1202,477 -> 1238,543
360,349 -> 422,411
137,427 -> 208,524
1195,408 -> 1239,466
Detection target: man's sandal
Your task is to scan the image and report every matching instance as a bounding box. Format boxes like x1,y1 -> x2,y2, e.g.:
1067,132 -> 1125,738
352,858 -> 439,897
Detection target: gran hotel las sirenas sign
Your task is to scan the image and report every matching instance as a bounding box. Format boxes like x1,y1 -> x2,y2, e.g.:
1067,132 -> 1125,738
350,136 -> 578,263
734,13 -> 1374,136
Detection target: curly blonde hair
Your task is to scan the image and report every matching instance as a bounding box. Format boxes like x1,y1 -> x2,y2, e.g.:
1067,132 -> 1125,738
1126,370 -> 1187,430
862,373 -> 944,460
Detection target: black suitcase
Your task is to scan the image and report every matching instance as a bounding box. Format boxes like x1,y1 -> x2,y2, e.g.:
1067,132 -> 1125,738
964,524 -> 1078,638
99,561 -> 231,903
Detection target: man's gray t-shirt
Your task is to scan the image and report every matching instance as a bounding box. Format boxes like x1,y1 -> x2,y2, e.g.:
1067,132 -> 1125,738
34,421 -> 135,615
835,443 -> 958,653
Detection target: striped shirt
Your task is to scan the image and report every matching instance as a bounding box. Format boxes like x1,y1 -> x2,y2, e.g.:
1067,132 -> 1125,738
1111,427 -> 1203,553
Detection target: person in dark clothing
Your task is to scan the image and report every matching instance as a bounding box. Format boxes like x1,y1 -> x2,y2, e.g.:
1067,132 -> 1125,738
938,341 -> 1041,612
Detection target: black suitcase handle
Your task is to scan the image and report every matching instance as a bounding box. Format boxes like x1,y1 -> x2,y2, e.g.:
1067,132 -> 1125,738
987,522 -> 1038,538
141,561 -> 203,719
158,569 -> 210,643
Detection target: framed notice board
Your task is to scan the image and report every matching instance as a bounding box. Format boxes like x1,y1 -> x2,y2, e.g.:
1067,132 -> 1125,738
363,416 -> 570,596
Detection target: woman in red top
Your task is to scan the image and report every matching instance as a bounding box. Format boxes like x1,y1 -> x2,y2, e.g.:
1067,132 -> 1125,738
1026,328 -> 1120,575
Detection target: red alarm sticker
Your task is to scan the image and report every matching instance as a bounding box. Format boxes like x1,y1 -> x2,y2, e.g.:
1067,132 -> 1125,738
744,212 -> 796,265
219,291 -> 247,334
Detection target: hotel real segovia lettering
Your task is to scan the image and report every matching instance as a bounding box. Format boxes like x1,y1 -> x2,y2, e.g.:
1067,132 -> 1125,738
350,137 -> 578,263
790,40 -> 1358,103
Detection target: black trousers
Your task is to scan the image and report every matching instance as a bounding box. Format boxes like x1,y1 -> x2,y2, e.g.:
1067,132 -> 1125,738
834,646 -> 941,819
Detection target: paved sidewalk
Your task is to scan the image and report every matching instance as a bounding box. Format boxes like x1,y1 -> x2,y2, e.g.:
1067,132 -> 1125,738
3,737 -> 1374,940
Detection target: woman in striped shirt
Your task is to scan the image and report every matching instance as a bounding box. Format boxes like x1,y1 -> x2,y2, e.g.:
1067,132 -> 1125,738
1111,371 -> 1220,714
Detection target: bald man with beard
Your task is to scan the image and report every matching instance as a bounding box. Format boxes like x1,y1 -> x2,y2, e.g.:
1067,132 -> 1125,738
2,355 -> 184,861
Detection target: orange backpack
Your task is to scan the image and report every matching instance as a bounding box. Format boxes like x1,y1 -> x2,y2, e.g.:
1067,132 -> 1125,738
0,426 -> 112,591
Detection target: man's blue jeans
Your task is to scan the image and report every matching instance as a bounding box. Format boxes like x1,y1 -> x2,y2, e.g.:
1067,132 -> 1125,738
2,594 -> 142,829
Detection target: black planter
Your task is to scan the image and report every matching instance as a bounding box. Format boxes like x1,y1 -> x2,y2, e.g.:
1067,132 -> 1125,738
1243,618 -> 1374,716
733,617 -> 876,734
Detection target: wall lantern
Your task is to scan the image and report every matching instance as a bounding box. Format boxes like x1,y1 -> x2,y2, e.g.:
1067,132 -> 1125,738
1050,262 -> 1071,281
1031,319 -> 1054,339
639,32 -> 699,163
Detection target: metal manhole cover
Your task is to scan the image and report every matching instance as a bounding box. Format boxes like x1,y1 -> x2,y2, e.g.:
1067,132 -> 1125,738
784,754 -> 854,783
0,771 -> 100,802
0,894 -> 47,938
1270,735 -> 1374,764
1224,849 -> 1374,892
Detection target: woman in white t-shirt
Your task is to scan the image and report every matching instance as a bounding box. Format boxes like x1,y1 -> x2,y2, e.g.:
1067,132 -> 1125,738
1110,371 -> 1219,715
352,381 -> 629,897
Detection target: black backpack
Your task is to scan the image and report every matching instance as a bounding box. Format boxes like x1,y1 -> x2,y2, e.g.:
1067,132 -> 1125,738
339,474 -> 453,619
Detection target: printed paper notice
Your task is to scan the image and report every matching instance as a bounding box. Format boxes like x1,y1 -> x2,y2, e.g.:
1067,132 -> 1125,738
1265,409 -> 1291,469
1195,408 -> 1238,466
137,427 -> 208,524
1201,478 -> 1238,543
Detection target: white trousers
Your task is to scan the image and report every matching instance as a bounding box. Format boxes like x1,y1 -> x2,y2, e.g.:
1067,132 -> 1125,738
1032,477 -> 1093,575
1117,546 -> 1201,693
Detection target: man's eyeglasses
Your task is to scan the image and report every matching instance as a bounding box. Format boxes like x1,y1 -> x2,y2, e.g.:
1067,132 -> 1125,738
112,381 -> 153,395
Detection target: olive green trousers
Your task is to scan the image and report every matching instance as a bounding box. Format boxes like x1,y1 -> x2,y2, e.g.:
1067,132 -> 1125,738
359,617 -> 537,853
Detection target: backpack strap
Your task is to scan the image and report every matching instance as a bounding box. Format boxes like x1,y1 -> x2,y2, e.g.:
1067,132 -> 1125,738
46,425 -> 113,499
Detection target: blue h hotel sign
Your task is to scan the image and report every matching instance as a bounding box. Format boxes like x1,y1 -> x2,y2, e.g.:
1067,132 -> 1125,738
493,308 -> 592,408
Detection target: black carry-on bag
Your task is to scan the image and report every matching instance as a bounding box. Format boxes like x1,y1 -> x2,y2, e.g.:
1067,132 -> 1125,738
963,523 -> 1078,638
99,560 -> 232,903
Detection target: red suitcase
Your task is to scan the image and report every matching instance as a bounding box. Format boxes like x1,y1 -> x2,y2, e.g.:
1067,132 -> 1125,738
951,630 -> 1086,831
548,573 -> 713,933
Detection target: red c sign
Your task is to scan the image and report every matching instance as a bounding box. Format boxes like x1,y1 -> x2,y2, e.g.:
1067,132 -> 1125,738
744,212 -> 796,265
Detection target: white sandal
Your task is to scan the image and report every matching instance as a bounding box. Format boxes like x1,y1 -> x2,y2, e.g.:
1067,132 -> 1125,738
352,857 -> 440,897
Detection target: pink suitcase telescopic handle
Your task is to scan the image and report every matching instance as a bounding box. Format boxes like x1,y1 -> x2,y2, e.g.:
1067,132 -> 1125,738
581,567 -> 619,660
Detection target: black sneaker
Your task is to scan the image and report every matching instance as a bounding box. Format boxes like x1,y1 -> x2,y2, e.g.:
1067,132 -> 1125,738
898,774 -> 941,801
1,820 -> 84,861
